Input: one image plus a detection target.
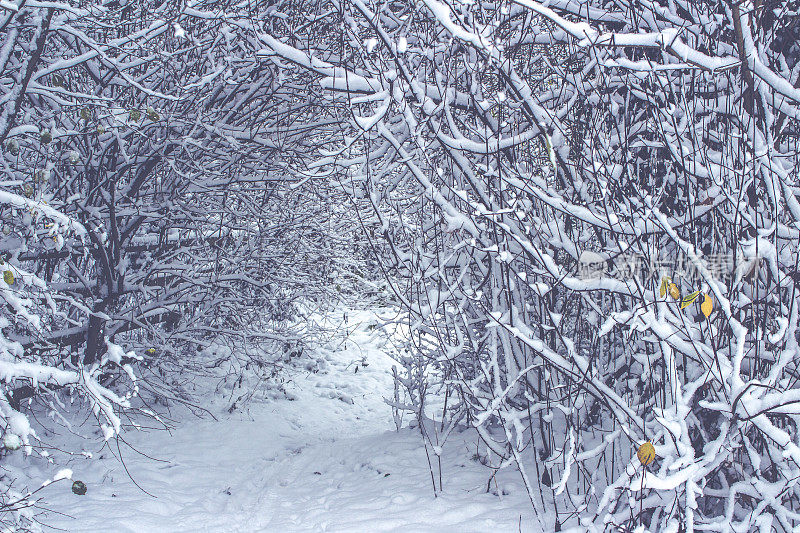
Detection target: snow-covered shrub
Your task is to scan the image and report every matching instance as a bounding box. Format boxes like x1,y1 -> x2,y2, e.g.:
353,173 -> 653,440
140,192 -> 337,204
258,0 -> 800,529
0,2 -> 367,526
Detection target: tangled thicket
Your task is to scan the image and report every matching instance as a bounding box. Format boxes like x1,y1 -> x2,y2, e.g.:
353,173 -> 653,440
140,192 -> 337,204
4,0 -> 800,530
256,0 -> 800,529
0,2 -> 363,527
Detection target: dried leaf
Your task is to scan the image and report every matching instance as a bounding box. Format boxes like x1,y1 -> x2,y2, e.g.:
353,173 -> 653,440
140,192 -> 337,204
701,293 -> 713,318
660,277 -> 670,298
681,290 -> 701,309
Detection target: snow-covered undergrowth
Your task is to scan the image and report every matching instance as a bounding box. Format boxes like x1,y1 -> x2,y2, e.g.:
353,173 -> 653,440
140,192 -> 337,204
252,0 -> 800,528
14,309 -> 542,532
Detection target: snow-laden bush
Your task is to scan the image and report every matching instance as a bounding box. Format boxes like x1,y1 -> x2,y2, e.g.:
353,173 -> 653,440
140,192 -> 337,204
0,2 -> 365,527
258,0 -> 800,529
0,5 -> 149,523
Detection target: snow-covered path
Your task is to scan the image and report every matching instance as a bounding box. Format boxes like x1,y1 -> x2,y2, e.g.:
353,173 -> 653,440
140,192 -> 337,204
40,310 -> 541,532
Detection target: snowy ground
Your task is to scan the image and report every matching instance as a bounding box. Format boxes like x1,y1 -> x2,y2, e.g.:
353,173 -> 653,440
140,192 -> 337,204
32,309 -> 542,532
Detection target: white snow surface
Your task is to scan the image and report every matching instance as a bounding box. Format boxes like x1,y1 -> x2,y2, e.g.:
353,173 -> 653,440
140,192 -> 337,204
37,309 -> 542,532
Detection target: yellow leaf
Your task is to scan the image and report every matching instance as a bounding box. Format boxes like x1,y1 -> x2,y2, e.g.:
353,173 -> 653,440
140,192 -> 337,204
701,293 -> 713,318
4,270 -> 14,285
681,290 -> 701,309
668,283 -> 680,300
637,441 -> 656,466
659,276 -> 670,298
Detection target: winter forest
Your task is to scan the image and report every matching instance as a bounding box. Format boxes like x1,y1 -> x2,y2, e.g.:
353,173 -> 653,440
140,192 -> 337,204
0,0 -> 799,531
